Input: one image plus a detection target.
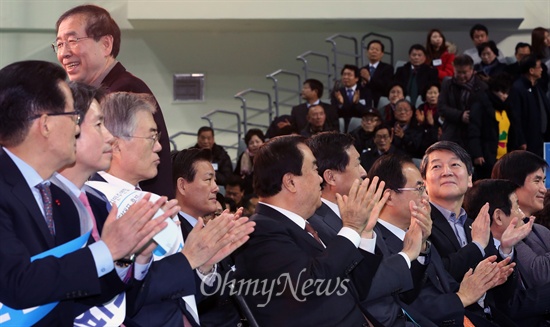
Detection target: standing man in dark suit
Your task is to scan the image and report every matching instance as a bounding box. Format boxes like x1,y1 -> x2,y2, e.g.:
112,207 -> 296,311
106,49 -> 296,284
55,4 -> 173,198
361,40 -> 394,107
331,64 -> 372,132
234,135 -> 386,327
172,148 -> 243,327
288,78 -> 338,133
394,44 -> 439,106
0,61 -> 167,326
507,55 -> 550,157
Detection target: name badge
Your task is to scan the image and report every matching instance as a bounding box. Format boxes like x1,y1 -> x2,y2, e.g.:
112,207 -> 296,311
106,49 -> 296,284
212,163 -> 219,171
432,59 -> 442,66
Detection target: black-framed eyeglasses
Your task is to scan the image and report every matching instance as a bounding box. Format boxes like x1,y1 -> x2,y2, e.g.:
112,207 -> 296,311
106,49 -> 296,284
124,131 -> 161,147
395,184 -> 426,195
28,111 -> 81,125
51,36 -> 92,53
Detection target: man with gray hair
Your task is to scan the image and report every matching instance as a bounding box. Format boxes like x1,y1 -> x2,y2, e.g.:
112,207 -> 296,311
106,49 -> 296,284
95,91 -> 254,327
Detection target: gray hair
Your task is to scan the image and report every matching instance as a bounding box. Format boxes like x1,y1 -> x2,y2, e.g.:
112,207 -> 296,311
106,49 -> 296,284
101,92 -> 156,138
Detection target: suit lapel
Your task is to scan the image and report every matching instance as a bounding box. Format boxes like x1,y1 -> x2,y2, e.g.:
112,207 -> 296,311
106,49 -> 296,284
87,192 -> 109,236
50,184 -> 80,245
0,150 -> 54,247
431,203 -> 462,252
319,203 -> 342,233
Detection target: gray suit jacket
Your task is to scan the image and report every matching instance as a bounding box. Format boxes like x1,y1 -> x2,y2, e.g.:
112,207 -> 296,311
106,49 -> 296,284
515,224 -> 550,288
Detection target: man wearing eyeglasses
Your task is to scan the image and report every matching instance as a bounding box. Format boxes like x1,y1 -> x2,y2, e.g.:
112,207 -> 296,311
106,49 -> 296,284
307,132 -> 426,326
54,4 -> 173,199
93,92 -> 254,327
0,61 -> 168,326
368,153 -> 515,327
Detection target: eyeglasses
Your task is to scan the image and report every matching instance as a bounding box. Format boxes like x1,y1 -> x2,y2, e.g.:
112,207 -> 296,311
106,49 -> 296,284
374,134 -> 390,140
28,111 -> 81,125
124,131 -> 161,147
395,184 -> 426,195
52,36 -> 92,53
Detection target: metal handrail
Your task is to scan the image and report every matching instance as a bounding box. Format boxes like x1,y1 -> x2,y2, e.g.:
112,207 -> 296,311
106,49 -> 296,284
266,69 -> 302,113
325,34 -> 359,82
296,50 -> 333,92
234,89 -> 274,132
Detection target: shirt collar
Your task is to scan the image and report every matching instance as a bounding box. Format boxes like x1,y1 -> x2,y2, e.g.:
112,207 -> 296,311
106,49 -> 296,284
260,201 -> 307,229
378,218 -> 406,241
54,173 -> 83,198
431,201 -> 467,225
370,61 -> 380,69
3,147 -> 47,189
179,211 -> 198,227
98,171 -> 139,190
321,198 -> 341,219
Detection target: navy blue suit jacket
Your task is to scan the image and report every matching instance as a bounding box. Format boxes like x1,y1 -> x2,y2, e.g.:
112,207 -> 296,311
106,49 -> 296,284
0,149 -> 121,326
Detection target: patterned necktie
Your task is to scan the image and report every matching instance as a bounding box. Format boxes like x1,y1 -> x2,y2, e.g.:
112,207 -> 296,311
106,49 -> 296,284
369,65 -> 375,77
79,192 -> 101,241
346,88 -> 354,102
304,221 -> 323,245
36,182 -> 55,236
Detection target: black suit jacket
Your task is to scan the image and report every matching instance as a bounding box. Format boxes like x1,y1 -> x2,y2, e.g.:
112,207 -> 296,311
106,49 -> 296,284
0,149 -> 123,326
508,76 -> 550,157
331,85 -> 373,120
290,101 -> 339,133
428,203 -> 497,282
375,223 -> 466,327
234,203 -> 381,327
178,214 -> 243,327
101,62 -> 173,198
394,63 -> 438,102
362,61 -> 394,106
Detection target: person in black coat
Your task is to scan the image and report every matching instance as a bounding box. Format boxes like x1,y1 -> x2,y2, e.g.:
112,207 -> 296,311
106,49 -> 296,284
507,55 -> 550,157
360,40 -> 394,107
394,44 -> 439,106
474,41 -> 507,83
468,73 -> 520,180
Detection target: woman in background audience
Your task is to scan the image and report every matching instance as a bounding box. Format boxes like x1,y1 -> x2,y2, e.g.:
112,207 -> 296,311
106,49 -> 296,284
416,82 -> 442,141
234,128 -> 265,194
426,29 -> 455,82
474,41 -> 507,82
382,82 -> 405,123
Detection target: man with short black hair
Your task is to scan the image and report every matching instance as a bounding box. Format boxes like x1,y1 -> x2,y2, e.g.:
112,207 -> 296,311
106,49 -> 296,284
289,78 -> 338,132
439,55 -> 487,148
0,60 -> 165,326
192,126 -> 233,186
361,40 -> 394,106
394,44 -> 439,105
505,42 -> 532,80
331,64 -> 372,132
235,135 -> 385,326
